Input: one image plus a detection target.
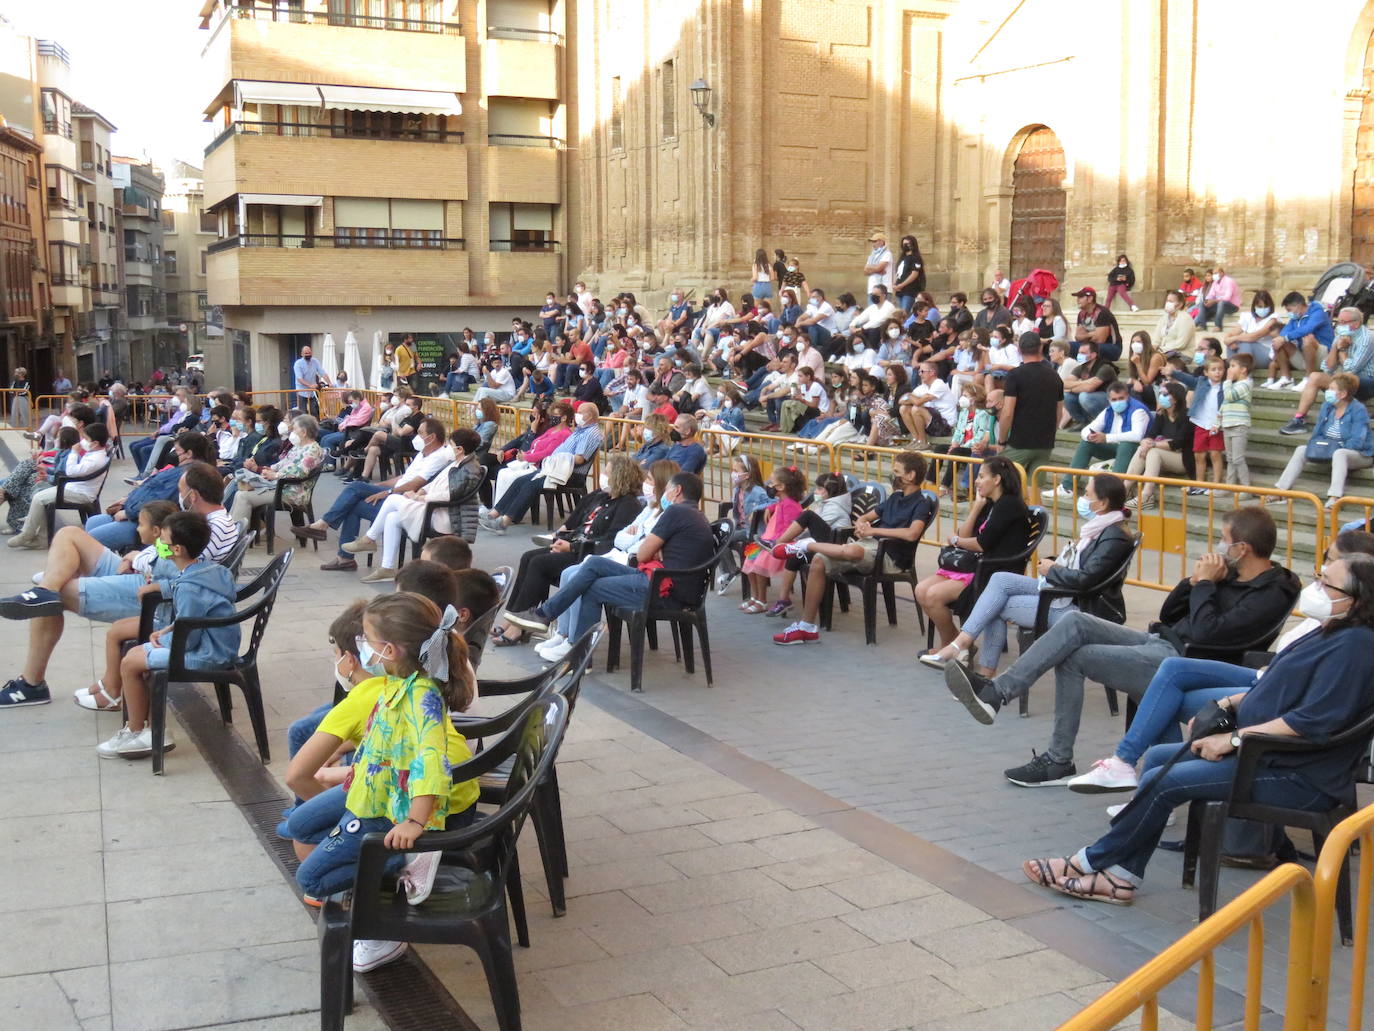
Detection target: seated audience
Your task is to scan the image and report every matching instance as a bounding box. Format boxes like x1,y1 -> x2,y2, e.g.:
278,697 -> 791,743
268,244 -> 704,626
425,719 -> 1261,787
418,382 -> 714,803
1274,371 -> 1374,508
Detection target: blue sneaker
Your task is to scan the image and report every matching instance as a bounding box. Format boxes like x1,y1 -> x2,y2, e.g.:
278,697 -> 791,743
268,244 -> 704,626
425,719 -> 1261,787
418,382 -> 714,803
0,677 -> 50,707
0,587 -> 63,620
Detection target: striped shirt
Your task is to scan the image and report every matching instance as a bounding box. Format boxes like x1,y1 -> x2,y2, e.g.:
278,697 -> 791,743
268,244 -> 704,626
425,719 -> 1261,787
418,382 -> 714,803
1220,378 -> 1252,429
205,508 -> 241,564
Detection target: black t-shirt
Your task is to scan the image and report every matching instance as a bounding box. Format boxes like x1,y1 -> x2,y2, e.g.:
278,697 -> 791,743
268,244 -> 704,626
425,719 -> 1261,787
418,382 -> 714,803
1079,356 -> 1118,390
895,253 -> 922,297
947,306 -> 974,334
649,503 -> 717,604
1003,360 -> 1064,450
1078,305 -> 1122,350
974,305 -> 1013,332
872,489 -> 936,569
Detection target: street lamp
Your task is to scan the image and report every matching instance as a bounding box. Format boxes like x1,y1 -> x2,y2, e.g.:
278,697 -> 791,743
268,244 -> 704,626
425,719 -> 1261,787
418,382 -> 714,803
689,78 -> 715,128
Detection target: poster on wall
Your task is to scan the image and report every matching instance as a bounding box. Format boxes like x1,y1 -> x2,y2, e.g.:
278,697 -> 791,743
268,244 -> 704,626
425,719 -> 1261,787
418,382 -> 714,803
390,332 -> 458,396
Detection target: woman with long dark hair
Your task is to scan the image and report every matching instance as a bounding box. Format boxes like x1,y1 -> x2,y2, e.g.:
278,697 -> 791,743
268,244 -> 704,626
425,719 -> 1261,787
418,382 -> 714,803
894,235 -> 926,312
751,248 -> 774,300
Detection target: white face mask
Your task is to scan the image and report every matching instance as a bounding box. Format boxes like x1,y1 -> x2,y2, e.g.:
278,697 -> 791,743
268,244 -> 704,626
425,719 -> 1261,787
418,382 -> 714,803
887,328 -> 901,339
179,402 -> 190,413
1298,580 -> 1336,622
334,653 -> 353,692
288,431 -> 302,446
641,480 -> 654,498
1131,341 -> 1144,355
278,420 -> 289,436
958,395 -> 970,409
574,413 -> 588,427
412,436 -> 426,452
1164,301 -> 1178,314
598,472 -> 611,491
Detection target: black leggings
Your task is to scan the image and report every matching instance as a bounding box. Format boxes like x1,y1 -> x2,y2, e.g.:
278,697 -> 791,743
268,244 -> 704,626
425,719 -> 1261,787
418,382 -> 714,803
508,547 -> 580,613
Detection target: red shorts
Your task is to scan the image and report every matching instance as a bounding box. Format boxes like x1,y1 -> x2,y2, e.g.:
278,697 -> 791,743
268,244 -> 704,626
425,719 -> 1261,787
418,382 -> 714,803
1192,426 -> 1225,452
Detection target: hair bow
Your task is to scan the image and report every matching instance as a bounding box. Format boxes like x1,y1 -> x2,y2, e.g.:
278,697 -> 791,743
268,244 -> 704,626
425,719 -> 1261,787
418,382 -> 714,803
420,604 -> 460,683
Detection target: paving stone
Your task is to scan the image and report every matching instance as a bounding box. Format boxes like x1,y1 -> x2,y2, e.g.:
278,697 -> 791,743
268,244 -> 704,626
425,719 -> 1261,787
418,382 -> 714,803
0,811 -> 101,860
696,917 -> 877,975
626,868 -> 789,916
565,855 -> 686,898
0,847 -> 104,914
732,884 -> 859,929
106,884 -> 313,963
699,808 -> 816,844
839,893 -> 990,944
913,918 -> 1044,966
578,900 -> 760,957
932,948 -> 1108,1009
781,972 -> 981,1031
569,824 -> 718,867
0,972 -> 83,1030
827,869 -> 944,909
908,990 -> 1084,1030
527,992 -> 690,1031
101,837 -> 283,902
0,905 -> 107,978
814,941 -> 958,990
761,847 -> 900,890
662,840 -> 775,877
655,960 -> 850,1025
532,944 -> 727,1008
50,965 -> 110,1022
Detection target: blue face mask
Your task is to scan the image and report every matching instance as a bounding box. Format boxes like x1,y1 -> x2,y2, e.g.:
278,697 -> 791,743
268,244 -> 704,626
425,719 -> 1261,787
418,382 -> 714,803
1337,324 -> 1355,337
1109,399 -> 1128,414
1159,392 -> 1173,410
643,428 -> 654,443
1193,352 -> 1206,365
1076,496 -> 1094,520
355,637 -> 389,677
660,494 -> 672,511
1254,307 -> 1271,318
1324,387 -> 1338,405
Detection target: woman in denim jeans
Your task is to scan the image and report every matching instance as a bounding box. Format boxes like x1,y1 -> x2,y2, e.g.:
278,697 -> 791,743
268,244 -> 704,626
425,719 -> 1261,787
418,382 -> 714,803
1023,554 -> 1374,906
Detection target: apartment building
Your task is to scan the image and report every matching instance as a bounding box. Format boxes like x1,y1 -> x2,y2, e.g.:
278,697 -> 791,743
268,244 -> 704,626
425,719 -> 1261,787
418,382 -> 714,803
197,0 -> 565,391
161,161 -> 221,382
0,124 -> 41,379
113,157 -> 174,381
72,104 -> 122,382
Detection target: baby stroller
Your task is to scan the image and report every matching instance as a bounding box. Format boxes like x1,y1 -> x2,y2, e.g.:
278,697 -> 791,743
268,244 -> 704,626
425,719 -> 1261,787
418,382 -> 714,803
1006,268 -> 1060,311
1312,261 -> 1374,318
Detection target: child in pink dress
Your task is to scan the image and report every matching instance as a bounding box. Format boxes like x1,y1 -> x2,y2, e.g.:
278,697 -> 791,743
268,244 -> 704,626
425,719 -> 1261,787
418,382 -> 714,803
739,465 -> 807,613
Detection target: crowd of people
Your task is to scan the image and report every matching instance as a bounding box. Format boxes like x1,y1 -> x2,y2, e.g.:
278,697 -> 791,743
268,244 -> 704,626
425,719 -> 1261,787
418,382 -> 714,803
0,239 -> 1371,966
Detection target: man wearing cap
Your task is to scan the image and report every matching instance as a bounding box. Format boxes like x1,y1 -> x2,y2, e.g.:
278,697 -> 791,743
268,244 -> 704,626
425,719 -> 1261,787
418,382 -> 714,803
864,231 -> 895,295
1072,286 -> 1123,362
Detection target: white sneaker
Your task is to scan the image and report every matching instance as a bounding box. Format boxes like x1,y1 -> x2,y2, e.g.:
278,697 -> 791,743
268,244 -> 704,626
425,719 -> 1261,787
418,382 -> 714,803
537,638 -> 574,663
352,939 -> 408,973
96,724 -> 173,759
1130,305 -> 1139,312
1068,756 -> 1139,794
1289,380 -> 1306,392
534,632 -> 567,659
1040,485 -> 1072,501
1107,801 -> 1176,827
1270,377 -> 1292,390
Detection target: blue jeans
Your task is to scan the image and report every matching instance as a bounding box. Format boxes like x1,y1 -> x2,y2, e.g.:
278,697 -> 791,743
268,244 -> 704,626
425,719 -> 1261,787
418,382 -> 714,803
751,282 -> 773,299
805,324 -> 833,355
1116,657 -> 1257,764
540,554 -> 650,643
959,571 -> 1068,664
129,436 -> 157,473
295,809 -> 399,897
289,702 -> 335,759
1078,743 -> 1333,884
321,479 -> 385,557
1195,300 -> 1239,330
85,514 -> 140,553
1063,391 -> 1108,425
278,784 -> 348,845
797,416 -> 840,440
320,431 -> 345,452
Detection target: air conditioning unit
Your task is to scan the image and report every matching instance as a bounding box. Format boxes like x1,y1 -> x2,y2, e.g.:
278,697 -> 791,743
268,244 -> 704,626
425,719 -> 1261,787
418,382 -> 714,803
81,162 -> 94,170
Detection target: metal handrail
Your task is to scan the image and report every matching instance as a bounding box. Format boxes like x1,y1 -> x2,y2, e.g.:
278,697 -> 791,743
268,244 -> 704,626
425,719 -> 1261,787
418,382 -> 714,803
487,133 -> 561,148
488,239 -> 560,253
208,120 -> 464,152
487,25 -> 563,42
223,3 -> 461,34
206,234 -> 466,252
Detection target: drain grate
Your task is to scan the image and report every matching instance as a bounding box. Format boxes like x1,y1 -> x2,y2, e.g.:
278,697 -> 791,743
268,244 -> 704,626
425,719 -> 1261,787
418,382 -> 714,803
170,681 -> 475,1029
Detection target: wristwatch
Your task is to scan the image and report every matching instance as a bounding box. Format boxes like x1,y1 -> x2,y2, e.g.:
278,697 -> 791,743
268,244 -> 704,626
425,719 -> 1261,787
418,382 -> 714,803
1229,733 -> 1243,750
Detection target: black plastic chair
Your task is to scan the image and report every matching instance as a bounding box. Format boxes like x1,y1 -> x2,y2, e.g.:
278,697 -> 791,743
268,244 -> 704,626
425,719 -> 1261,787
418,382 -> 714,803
463,625 -> 602,920
925,505 -> 1048,652
1182,705 -> 1374,945
534,471 -> 589,532
464,564 -> 514,673
137,549 -> 293,774
318,694 -> 570,1031
1011,533 -> 1140,717
219,521 -> 254,579
45,457 -> 111,541
264,466 -> 322,555
401,467 -> 487,562
819,490 -> 938,645
604,519 -> 733,692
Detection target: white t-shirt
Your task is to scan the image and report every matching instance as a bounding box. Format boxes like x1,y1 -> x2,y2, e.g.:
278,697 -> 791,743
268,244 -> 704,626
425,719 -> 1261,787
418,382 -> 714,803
912,378 -> 957,424
797,380 -> 829,414
841,347 -> 878,371
987,343 -> 1023,370
485,367 -> 514,391
684,377 -> 714,407
621,383 -> 650,414
866,246 -> 895,293
403,446 -> 453,484
805,300 -> 838,334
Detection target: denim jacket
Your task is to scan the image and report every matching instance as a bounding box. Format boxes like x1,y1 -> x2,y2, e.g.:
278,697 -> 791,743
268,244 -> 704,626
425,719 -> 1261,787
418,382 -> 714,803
1308,400 -> 1374,457
153,560 -> 240,669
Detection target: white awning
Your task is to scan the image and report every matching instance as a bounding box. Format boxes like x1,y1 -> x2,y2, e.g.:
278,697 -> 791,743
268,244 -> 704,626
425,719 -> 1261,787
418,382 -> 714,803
238,193 -> 323,207
233,80 -> 461,117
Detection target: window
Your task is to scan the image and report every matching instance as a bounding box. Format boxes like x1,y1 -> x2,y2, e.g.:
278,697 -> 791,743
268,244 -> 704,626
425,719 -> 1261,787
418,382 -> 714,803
661,59 -> 676,139
198,207 -> 217,234
609,76 -> 623,151
489,202 -> 555,251
161,210 -> 175,231
333,197 -> 445,247
45,166 -> 77,211
49,241 -> 80,284
200,250 -> 207,274
165,250 -> 178,274
487,98 -> 556,147
197,291 -> 209,310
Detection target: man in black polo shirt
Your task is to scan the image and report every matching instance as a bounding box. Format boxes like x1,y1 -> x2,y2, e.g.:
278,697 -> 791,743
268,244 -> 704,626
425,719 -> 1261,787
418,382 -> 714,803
999,333 -> 1064,481
505,472 -> 717,647
772,451 -> 935,645
1072,286 -> 1122,361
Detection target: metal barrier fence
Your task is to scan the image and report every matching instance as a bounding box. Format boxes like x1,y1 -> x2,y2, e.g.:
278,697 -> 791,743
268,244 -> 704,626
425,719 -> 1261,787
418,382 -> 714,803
1309,805 -> 1374,1030
1057,863 -> 1316,1031
0,388 -> 30,428
1030,466 -> 1327,592
1331,495 -> 1374,542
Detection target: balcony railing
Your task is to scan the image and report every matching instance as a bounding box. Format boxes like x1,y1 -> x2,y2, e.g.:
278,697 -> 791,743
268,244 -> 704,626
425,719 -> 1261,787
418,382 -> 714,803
224,3 -> 460,34
43,118 -> 73,139
487,133 -> 561,148
50,274 -> 81,286
205,119 -> 465,156
487,25 -> 562,42
489,239 -> 560,253
208,233 -> 467,252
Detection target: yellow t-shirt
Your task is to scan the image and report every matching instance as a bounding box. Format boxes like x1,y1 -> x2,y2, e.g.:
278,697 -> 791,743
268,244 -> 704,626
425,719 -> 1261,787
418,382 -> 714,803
321,675 -> 479,820
396,343 -> 417,377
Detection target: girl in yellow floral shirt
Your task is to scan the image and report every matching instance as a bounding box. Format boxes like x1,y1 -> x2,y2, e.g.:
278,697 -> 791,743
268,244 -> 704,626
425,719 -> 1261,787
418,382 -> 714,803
294,593 -> 476,915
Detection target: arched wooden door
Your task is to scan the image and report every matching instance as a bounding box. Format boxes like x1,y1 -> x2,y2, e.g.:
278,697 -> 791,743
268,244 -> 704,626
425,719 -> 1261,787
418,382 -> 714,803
1354,31 -> 1374,266
1010,126 -> 1067,279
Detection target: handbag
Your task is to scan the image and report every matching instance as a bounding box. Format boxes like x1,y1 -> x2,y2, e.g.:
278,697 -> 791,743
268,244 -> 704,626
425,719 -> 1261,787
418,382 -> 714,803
1306,436 -> 1338,462
937,544 -> 979,574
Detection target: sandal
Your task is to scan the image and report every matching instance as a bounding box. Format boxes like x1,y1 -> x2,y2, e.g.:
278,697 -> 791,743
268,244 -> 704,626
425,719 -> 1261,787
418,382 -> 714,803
1054,870 -> 1136,906
1021,855 -> 1086,888
740,598 -> 768,614
74,680 -> 122,712
492,632 -> 526,648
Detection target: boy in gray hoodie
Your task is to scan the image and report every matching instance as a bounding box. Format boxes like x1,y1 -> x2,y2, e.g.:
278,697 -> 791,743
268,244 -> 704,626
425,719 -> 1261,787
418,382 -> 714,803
96,511 -> 240,760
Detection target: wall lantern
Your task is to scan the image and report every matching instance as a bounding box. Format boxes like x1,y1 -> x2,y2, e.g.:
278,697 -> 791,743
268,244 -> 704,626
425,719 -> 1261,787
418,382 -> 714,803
689,78 -> 715,128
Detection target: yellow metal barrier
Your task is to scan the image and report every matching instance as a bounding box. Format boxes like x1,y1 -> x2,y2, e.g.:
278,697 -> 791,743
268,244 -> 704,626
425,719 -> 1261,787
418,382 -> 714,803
1057,863 -> 1316,1031
1330,495 -> 1374,543
1309,805 -> 1374,1031
0,388 -> 30,428
1030,466 -> 1326,593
